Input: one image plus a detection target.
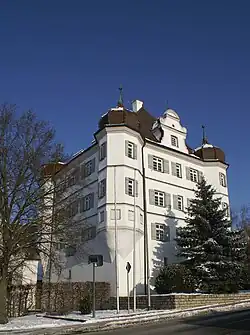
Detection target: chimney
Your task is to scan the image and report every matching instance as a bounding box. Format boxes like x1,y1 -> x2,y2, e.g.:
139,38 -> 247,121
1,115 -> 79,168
132,100 -> 143,112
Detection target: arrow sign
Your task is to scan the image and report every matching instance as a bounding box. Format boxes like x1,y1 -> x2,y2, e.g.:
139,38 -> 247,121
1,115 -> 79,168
126,262 -> 131,273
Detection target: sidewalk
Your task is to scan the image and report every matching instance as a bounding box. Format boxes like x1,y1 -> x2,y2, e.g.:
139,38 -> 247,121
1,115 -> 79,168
1,300 -> 250,335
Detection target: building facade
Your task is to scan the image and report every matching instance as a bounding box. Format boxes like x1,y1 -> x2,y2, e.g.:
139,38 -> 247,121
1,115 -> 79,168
42,99 -> 229,296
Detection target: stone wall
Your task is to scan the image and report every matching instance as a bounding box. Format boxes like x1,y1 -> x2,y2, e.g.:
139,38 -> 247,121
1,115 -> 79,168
104,293 -> 250,311
36,281 -> 110,314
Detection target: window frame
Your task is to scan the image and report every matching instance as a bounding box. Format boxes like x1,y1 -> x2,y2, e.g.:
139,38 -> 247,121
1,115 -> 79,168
190,168 -> 198,182
154,191 -> 165,207
140,213 -> 143,225
128,210 -> 134,221
85,160 -> 93,177
219,172 -> 227,187
177,195 -> 183,211
111,209 -> 121,220
171,135 -> 179,147
99,210 -> 105,223
80,193 -> 94,212
84,194 -> 91,211
176,163 -> 182,178
153,156 -> 164,172
99,142 -> 106,161
98,179 -> 106,198
127,178 -> 134,196
155,223 -> 165,241
127,141 -> 135,159
222,202 -> 229,217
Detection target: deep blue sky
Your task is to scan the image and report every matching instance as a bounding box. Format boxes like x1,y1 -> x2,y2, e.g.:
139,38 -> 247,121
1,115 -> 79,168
0,0 -> 249,210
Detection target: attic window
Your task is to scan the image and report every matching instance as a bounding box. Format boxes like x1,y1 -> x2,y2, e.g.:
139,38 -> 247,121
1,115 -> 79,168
171,135 -> 178,147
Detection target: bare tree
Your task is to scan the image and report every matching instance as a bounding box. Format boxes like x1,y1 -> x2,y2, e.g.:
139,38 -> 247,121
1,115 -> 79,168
0,104 -> 72,323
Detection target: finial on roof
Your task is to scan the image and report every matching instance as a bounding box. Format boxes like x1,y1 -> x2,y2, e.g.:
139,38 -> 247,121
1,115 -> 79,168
165,99 -> 169,110
117,85 -> 124,107
202,125 -> 209,145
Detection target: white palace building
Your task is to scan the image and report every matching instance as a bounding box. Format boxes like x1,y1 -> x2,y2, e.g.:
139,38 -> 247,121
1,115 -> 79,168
42,96 -> 229,297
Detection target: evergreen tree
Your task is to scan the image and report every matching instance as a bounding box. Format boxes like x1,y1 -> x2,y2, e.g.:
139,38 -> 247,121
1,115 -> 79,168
175,177 -> 247,293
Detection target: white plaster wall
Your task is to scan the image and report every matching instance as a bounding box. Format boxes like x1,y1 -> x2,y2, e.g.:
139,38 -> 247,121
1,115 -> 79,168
22,260 -> 39,285
46,122 -> 230,297
159,109 -> 189,154
203,163 -> 228,197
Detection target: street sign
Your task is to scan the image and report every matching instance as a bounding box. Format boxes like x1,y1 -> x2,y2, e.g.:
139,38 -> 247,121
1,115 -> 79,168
88,255 -> 103,319
126,262 -> 131,273
88,255 -> 103,267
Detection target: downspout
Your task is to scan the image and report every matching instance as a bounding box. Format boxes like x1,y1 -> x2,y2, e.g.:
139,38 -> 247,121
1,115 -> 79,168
141,141 -> 151,310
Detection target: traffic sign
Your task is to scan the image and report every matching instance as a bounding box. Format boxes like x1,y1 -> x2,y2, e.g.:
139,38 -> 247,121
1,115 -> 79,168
88,255 -> 103,267
126,262 -> 131,273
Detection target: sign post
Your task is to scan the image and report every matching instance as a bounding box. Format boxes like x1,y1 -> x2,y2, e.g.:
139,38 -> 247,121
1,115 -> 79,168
126,262 -> 131,314
92,262 -> 96,318
88,254 -> 103,318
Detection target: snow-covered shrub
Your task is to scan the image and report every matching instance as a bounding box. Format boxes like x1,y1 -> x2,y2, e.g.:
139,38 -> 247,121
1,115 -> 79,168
155,264 -> 196,294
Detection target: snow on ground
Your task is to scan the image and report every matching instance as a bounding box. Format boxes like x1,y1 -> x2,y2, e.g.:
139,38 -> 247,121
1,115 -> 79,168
1,300 -> 250,332
0,314 -> 82,331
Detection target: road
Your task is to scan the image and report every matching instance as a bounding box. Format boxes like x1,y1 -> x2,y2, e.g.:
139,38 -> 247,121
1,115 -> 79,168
85,309 -> 250,335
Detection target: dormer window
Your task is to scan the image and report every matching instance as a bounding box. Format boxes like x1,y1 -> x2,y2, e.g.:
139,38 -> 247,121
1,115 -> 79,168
171,135 -> 178,147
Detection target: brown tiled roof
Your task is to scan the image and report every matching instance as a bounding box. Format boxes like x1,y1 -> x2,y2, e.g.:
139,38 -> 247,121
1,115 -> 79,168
98,107 -> 197,153
98,107 -> 158,141
194,146 -> 226,162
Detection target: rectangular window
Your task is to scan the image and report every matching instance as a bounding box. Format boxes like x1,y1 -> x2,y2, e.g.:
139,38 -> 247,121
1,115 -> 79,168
173,194 -> 184,211
125,178 -> 138,197
127,141 -> 134,159
177,195 -> 183,211
80,193 -> 94,212
61,179 -> 67,192
98,179 -> 106,198
219,172 -> 227,187
222,202 -> 229,217
149,190 -> 171,208
84,160 -> 92,177
152,223 -> 170,242
68,174 -> 76,187
176,163 -> 182,178
153,156 -> 163,172
128,178 -> 134,196
172,162 -> 182,178
99,210 -> 105,223
125,140 -> 137,159
149,155 -> 169,173
68,200 -> 79,218
80,165 -> 85,180
190,168 -> 198,182
164,257 -> 168,266
57,239 -> 65,250
99,142 -> 107,161
156,224 -> 165,241
140,213 -> 143,225
81,227 -> 96,242
128,210 -> 134,221
171,135 -> 178,147
111,209 -> 121,220
65,245 -> 76,257
154,191 -> 165,207
84,158 -> 95,177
